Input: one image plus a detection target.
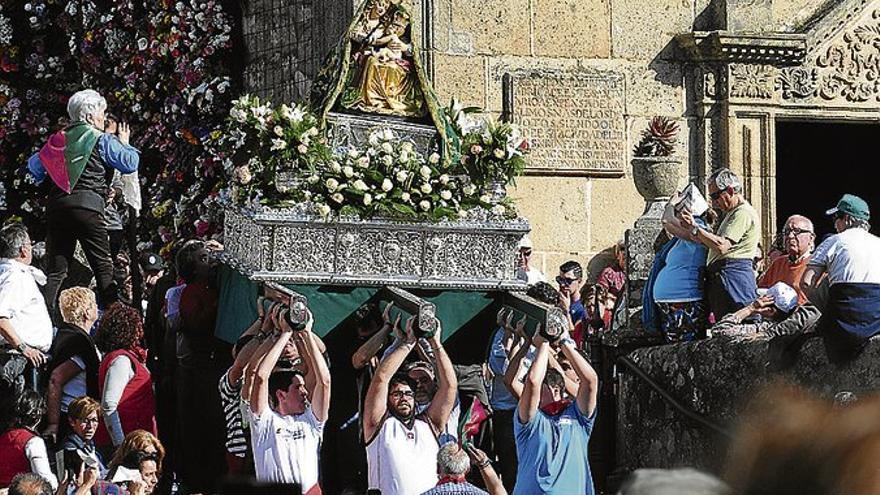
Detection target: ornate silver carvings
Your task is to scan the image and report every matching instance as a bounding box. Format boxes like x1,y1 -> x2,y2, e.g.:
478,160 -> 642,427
223,206 -> 529,291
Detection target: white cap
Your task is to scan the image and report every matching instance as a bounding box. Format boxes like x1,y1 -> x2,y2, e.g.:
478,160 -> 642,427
756,282 -> 798,313
518,235 -> 533,250
673,183 -> 710,217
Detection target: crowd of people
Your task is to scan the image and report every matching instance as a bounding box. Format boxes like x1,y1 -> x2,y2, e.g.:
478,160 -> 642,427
1,88 -> 879,495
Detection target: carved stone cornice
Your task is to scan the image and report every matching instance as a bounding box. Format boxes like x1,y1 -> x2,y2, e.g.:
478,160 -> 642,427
676,31 -> 807,66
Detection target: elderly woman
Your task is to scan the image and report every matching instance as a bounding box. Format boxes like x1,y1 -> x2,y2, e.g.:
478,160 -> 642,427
43,287 -> 101,444
644,184 -> 713,343
27,89 -> 140,319
94,303 -> 157,449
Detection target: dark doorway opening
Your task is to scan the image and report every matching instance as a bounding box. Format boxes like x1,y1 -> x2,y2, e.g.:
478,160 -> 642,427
776,121 -> 880,240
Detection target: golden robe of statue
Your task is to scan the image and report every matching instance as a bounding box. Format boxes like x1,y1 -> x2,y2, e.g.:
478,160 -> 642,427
346,6 -> 424,117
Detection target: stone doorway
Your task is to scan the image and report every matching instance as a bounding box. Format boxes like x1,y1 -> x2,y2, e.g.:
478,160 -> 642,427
776,121 -> 880,239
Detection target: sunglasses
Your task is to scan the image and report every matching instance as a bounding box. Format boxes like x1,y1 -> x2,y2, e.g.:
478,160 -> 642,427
521,249 -> 532,257
556,276 -> 579,286
709,189 -> 726,201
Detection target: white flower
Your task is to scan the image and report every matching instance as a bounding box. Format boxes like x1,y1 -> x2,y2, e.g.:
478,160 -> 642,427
479,194 -> 491,203
458,210 -> 468,219
383,128 -> 394,140
357,156 -> 370,168
401,142 -> 414,153
317,204 -> 331,217
401,192 -> 411,202
348,148 -> 360,158
428,153 -> 440,164
297,143 -> 308,154
491,205 -> 506,216
420,183 -> 432,194
307,175 -> 320,184
270,138 -> 287,151
439,174 -> 450,185
399,151 -> 409,163
463,184 -> 477,196
273,126 -> 284,137
396,171 -> 408,182
331,193 -> 344,204
382,155 -> 394,167
137,38 -> 148,51
493,148 -> 505,159
419,166 -> 432,179
419,200 -> 431,211
440,200 -> 448,207
353,180 -> 369,191
232,166 -> 252,185
343,166 -> 354,178
229,107 -> 247,122
363,193 -> 373,206
368,132 -> 381,147
381,142 -> 393,154
440,190 -> 452,200
325,178 -> 339,192
375,193 -> 386,200
381,179 -> 393,192
309,127 -> 319,137
330,161 -> 342,174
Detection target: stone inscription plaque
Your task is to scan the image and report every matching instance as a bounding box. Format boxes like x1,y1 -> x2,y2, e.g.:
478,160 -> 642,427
505,71 -> 626,176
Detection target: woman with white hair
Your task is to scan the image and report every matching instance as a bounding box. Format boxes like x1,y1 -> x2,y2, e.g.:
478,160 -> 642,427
26,89 -> 139,318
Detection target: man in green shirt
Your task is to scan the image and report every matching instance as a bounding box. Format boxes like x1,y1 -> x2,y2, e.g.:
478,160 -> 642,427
681,169 -> 760,319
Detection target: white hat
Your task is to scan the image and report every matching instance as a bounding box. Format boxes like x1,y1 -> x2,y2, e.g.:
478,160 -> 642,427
673,183 -> 710,217
518,235 -> 533,250
756,282 -> 798,313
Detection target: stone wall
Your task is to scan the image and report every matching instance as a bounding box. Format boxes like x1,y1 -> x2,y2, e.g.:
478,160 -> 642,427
617,335 -> 880,474
424,0 -> 819,278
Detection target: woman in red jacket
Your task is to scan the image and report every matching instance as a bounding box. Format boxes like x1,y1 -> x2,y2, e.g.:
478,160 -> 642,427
94,303 -> 157,449
0,390 -> 57,489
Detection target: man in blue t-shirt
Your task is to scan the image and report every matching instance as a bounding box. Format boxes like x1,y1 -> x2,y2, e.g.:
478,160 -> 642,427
557,260 -> 588,342
513,327 -> 598,495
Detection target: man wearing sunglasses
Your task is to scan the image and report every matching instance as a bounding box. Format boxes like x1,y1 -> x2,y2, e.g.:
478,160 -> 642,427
758,215 -> 815,305
515,236 -> 546,285
556,261 -> 588,337
680,169 -> 760,319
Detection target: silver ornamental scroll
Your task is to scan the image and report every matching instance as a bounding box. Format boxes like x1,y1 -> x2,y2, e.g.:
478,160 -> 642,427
222,205 -> 530,291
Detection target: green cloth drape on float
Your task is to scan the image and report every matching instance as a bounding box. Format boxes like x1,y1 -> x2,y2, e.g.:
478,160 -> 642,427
214,264 -> 495,343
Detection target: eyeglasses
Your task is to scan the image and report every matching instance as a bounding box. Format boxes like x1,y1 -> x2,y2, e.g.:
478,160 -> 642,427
709,189 -> 725,201
521,249 -> 532,257
783,228 -> 813,237
556,276 -> 579,286
76,417 -> 100,425
390,390 -> 414,399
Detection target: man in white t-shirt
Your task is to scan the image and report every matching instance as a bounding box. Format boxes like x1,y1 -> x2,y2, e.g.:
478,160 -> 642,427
243,305 -> 330,494
802,194 -> 880,362
364,315 -> 458,495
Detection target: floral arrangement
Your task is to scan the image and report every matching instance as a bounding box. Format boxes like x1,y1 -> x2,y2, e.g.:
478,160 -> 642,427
212,95 -> 531,221
633,116 -> 679,158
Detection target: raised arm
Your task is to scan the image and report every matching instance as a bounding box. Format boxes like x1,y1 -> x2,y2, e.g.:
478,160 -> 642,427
502,317 -> 531,400
519,334 -> 551,424
352,303 -> 393,370
363,315 -> 410,441
558,336 -> 598,417
288,313 -> 331,422
548,353 -> 579,398
425,319 -> 457,432
226,316 -> 266,385
247,307 -> 294,416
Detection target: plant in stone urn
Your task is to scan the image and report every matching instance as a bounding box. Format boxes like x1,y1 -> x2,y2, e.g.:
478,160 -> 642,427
631,116 -> 682,209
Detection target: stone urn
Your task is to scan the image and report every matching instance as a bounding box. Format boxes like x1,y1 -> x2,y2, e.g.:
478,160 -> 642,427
631,156 -> 681,213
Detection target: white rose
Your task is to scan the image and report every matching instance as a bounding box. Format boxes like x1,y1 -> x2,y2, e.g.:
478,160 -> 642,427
343,166 -> 354,178
348,148 -> 360,158
307,175 -> 319,184
381,179 -> 393,192
273,126 -> 284,137
420,183 -> 432,194
396,171 -> 408,182
363,193 -> 373,206
491,205 -> 506,216
401,141 -> 414,153
368,132 -> 380,146
419,166 -> 432,179
479,194 -> 491,203
428,152 -> 440,164
330,161 -> 342,174
381,142 -> 393,154
297,143 -> 308,154
357,156 -> 370,168
493,148 -> 505,159
325,178 -> 339,192
375,193 -> 386,200
458,209 -> 468,219
401,192 -> 411,202
383,128 -> 394,140
270,138 -> 287,151
439,174 -> 450,185
419,200 -> 431,211
309,127 -> 319,137
353,180 -> 369,191
463,184 -> 476,196
399,151 -> 409,163
440,190 -> 452,200
331,193 -> 344,204
440,200 -> 448,207
382,155 -> 394,167
316,204 -> 331,217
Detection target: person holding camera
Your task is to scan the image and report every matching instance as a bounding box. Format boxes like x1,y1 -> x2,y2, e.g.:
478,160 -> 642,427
363,314 -> 457,495
243,304 -> 330,495
513,322 -> 598,495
